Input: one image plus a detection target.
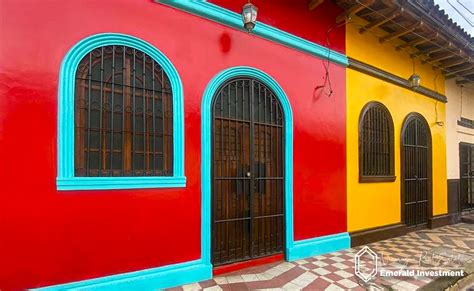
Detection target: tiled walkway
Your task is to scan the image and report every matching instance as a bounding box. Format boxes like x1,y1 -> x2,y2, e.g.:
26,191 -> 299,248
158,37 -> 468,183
170,223 -> 474,290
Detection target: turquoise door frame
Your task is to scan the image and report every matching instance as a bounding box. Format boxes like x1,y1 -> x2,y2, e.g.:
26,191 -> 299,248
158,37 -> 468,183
200,66 -> 295,265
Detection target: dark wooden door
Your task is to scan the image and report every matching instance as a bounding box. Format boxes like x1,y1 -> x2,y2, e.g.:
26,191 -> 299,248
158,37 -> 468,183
402,115 -> 431,227
212,78 -> 284,266
460,143 -> 474,211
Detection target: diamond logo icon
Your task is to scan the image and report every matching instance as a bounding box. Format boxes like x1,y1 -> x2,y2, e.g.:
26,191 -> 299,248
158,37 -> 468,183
354,246 -> 379,282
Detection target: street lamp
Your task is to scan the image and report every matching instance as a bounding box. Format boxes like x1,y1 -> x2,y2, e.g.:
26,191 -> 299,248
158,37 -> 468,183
409,73 -> 421,88
409,57 -> 421,88
242,2 -> 258,32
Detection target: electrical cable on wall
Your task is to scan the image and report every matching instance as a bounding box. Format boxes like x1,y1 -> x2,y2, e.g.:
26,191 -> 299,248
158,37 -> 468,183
432,73 -> 445,126
434,101 -> 444,126
314,20 -> 348,98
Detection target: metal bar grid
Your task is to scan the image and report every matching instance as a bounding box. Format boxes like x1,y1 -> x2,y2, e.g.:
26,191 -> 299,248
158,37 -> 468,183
361,104 -> 393,177
403,117 -> 430,227
211,78 -> 284,266
460,143 -> 474,211
73,45 -> 173,177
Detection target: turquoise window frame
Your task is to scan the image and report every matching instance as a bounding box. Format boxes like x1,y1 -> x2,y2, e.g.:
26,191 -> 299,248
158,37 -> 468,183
56,33 -> 186,191
200,66 -> 295,263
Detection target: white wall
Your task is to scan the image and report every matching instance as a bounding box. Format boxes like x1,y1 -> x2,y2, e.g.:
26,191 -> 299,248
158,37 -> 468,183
445,80 -> 474,179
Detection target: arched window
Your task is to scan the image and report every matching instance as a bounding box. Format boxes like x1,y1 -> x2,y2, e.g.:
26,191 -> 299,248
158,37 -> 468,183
74,45 -> 172,177
359,101 -> 395,182
57,33 -> 185,190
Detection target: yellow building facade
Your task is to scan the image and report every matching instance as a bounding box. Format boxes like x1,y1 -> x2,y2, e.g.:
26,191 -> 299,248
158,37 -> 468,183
345,17 -> 448,235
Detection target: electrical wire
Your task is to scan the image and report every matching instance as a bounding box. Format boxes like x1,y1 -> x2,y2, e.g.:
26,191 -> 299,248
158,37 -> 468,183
447,0 -> 473,26
456,0 -> 473,15
433,71 -> 440,93
434,100 -> 444,126
429,64 -> 451,128
433,72 -> 442,124
314,20 -> 348,98
353,0 -> 473,82
432,72 -> 444,126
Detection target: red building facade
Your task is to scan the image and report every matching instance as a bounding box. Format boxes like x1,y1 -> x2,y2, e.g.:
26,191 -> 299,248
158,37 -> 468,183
0,0 -> 348,289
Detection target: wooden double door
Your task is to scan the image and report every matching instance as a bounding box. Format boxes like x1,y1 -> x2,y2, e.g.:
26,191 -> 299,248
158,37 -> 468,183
460,143 -> 474,211
401,114 -> 432,227
211,78 -> 285,266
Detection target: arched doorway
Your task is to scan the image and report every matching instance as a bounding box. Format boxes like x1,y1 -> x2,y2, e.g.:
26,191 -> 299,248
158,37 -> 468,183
211,77 -> 285,266
401,113 -> 432,228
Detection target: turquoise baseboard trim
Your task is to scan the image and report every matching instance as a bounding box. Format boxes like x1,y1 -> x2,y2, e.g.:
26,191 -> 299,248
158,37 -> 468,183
158,1 -> 349,66
287,232 -> 351,261
35,232 -> 349,290
34,260 -> 212,290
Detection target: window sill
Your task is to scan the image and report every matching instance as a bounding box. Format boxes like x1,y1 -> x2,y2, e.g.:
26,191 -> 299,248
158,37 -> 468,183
359,175 -> 396,183
458,118 -> 474,129
57,176 -> 186,191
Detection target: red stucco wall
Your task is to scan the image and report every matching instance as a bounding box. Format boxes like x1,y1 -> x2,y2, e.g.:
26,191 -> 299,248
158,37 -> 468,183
0,0 -> 346,288
209,0 -> 346,53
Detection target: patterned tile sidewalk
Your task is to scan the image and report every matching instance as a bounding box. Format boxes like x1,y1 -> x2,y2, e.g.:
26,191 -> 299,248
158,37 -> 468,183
169,223 -> 474,290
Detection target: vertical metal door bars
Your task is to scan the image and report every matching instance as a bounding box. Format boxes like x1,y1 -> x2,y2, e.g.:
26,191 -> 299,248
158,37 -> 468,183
211,78 -> 284,266
460,143 -> 474,211
403,117 -> 430,227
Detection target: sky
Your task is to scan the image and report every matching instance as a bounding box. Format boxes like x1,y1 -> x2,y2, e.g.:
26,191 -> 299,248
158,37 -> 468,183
433,0 -> 473,37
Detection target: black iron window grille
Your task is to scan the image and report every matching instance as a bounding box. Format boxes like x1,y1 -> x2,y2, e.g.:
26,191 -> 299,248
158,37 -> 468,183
74,45 -> 173,177
458,117 -> 474,129
359,101 -> 395,182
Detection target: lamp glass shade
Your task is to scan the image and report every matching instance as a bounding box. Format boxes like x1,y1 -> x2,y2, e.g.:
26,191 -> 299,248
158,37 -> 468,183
242,3 -> 258,31
409,74 -> 421,88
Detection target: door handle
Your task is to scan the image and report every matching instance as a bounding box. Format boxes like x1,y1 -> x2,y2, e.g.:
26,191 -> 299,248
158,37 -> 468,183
246,172 -> 251,177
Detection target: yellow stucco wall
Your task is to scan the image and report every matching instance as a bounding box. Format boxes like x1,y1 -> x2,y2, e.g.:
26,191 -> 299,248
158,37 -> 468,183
346,19 -> 448,232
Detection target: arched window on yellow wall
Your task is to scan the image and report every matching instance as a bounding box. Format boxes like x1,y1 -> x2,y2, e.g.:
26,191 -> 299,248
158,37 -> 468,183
358,101 -> 395,183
